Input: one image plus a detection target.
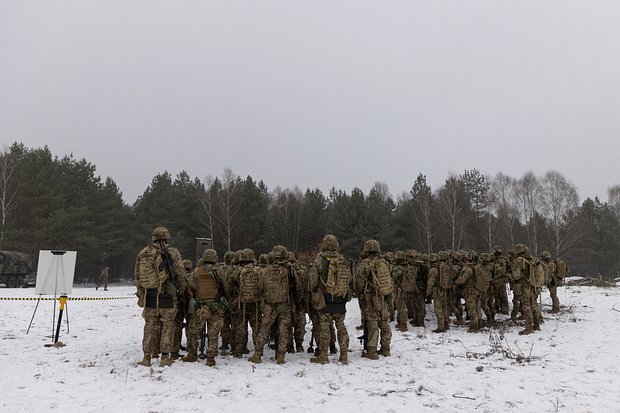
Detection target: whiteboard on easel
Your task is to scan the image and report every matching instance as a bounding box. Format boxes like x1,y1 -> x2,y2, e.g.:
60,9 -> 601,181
35,250 -> 77,296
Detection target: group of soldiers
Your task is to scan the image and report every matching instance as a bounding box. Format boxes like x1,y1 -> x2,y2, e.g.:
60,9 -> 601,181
133,227 -> 568,368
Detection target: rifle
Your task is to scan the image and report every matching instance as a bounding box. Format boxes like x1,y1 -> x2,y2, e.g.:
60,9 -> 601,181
357,319 -> 369,351
155,236 -> 180,293
198,324 -> 207,359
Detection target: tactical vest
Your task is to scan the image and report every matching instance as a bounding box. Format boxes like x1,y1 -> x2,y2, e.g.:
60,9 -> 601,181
136,245 -> 165,289
400,265 -> 419,293
439,263 -> 452,289
239,265 -> 260,303
195,265 -> 219,301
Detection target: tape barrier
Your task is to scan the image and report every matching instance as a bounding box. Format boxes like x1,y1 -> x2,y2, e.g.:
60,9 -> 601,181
0,296 -> 135,301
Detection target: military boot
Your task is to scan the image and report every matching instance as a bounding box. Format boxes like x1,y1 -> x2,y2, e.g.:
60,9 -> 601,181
453,318 -> 464,326
432,326 -> 446,333
296,343 -> 304,353
329,344 -> 338,354
232,351 -> 243,359
248,351 -> 262,364
356,324 -> 365,330
160,354 -> 174,367
362,346 -> 379,360
137,354 -> 151,367
519,328 -> 534,335
206,357 -> 216,367
379,346 -> 391,357
276,353 -> 286,365
170,352 -> 181,360
310,351 -> 329,364
182,353 -> 197,363
339,350 -> 348,364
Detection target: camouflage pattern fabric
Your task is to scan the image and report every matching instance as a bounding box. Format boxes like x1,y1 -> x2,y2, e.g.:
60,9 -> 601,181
253,303 -> 291,356
142,307 -> 177,356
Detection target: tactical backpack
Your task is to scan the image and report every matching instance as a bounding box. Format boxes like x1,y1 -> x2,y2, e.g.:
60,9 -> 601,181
323,255 -> 351,298
509,256 -> 528,282
527,258 -> 546,288
400,265 -> 419,293
238,265 -> 260,303
262,263 -> 289,304
474,264 -> 491,293
136,245 -> 165,289
555,259 -> 568,285
195,265 -> 220,301
370,257 -> 394,296
439,263 -> 452,289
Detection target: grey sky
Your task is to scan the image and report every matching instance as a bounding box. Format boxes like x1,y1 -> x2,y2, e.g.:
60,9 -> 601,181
2,1 -> 619,204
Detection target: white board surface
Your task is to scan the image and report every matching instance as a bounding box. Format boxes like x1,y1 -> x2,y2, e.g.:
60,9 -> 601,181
35,250 -> 77,296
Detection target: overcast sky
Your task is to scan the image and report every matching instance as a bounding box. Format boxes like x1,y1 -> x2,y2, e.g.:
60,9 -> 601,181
2,1 -> 619,205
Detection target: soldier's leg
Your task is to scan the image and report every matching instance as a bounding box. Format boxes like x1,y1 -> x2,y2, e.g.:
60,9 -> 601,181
549,284 -> 560,312
365,297 -> 380,356
413,291 -> 425,327
519,284 -> 534,334
219,309 -> 232,352
248,303 -> 261,350
310,312 -> 331,363
140,308 -> 159,363
464,289 -> 480,333
206,309 -> 225,366
172,307 -> 183,357
511,283 -> 522,321
451,289 -> 464,325
497,282 -> 509,314
532,290 -> 542,329
432,292 -> 444,332
293,308 -> 306,351
250,304 -> 276,362
333,313 -> 349,363
395,292 -> 408,331
276,310 -> 292,363
378,299 -> 392,355
183,312 -> 201,361
158,307 -> 177,366
232,309 -> 248,357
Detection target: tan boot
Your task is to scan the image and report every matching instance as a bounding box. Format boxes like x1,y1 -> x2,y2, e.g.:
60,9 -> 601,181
160,354 -> 174,367
170,352 -> 181,360
310,351 -> 329,364
339,351 -> 348,364
206,357 -> 216,367
182,353 -> 197,363
248,352 -> 262,364
379,346 -> 391,357
519,328 -> 534,335
362,346 -> 379,360
276,353 -> 286,365
137,354 -> 151,367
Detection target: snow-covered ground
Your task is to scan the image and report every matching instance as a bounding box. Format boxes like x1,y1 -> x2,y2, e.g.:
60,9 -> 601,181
1,284 -> 619,413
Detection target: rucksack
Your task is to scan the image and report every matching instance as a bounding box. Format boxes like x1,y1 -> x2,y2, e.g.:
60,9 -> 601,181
474,264 -> 491,293
527,258 -> 545,288
400,265 -> 419,293
439,263 -> 452,289
370,256 -> 394,296
324,255 -> 351,298
136,245 -> 165,289
195,265 -> 220,301
262,263 -> 289,304
556,259 -> 568,279
239,265 -> 260,303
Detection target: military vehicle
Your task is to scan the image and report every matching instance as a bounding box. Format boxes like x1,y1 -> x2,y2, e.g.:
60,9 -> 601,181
0,251 -> 36,288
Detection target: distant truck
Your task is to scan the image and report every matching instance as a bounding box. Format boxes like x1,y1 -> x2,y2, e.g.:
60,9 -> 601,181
0,250 -> 36,288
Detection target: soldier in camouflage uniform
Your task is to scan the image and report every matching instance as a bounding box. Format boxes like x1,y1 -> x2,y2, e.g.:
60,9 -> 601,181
308,235 -> 350,364
492,246 -> 510,315
454,251 -> 481,333
426,253 -> 449,333
449,251 -> 465,326
171,259 -> 193,359
226,248 -> 262,359
391,251 -> 409,332
96,266 -> 109,291
183,249 -> 226,366
541,251 -> 561,313
287,252 -> 308,353
478,253 -> 495,326
355,239 -> 393,360
135,227 -> 190,367
509,244 -> 536,335
219,251 -> 238,354
408,250 -> 428,327
249,245 -> 292,365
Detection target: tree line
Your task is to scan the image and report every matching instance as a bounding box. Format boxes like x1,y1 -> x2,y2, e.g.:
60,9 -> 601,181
1,142 -> 619,282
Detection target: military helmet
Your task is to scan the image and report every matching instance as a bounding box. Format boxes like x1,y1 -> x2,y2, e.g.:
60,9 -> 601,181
393,250 -> 406,264
463,251 -> 477,263
429,253 -> 439,263
384,251 -> 394,262
239,248 -> 256,263
512,244 -> 529,256
223,251 -> 234,264
363,239 -> 381,254
479,252 -> 492,262
271,245 -> 288,260
202,249 -> 218,264
182,259 -> 193,271
437,250 -> 449,261
231,250 -> 243,265
541,250 -> 552,260
493,245 -> 503,255
287,251 -> 297,262
321,234 -> 339,252
151,226 -> 170,242
258,253 -> 269,265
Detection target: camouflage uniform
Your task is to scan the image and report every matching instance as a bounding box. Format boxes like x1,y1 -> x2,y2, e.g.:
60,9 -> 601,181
426,253 -> 449,333
249,245 -> 292,364
287,253 -> 307,353
492,246 -> 510,315
355,239 -> 393,360
449,251 -> 465,325
308,235 -> 350,364
96,267 -> 109,291
409,251 -> 428,327
391,251 -> 409,331
478,253 -> 495,325
172,259 -> 192,359
541,251 -> 560,313
183,249 -> 226,366
219,251 -> 237,353
454,252 -> 481,333
225,249 -> 262,358
509,245 -> 535,335
135,227 -> 189,367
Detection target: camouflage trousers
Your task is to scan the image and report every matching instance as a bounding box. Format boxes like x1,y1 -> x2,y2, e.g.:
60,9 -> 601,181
288,302 -> 306,349
463,287 -> 480,330
431,288 -> 450,331
142,307 -> 177,356
548,284 -> 560,312
232,302 -> 262,355
364,294 -> 391,350
516,282 -> 533,330
492,280 -> 509,314
187,305 -> 225,358
409,290 -> 425,326
395,290 -> 409,327
220,308 -> 234,351
511,282 -> 522,321
318,312 -> 348,353
309,306 -> 335,348
450,287 -> 464,322
172,302 -> 188,354
480,287 -> 495,323
254,303 -> 291,356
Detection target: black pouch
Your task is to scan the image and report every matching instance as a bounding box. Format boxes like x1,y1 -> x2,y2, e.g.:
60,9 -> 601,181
322,294 -> 347,314
145,289 -> 174,309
